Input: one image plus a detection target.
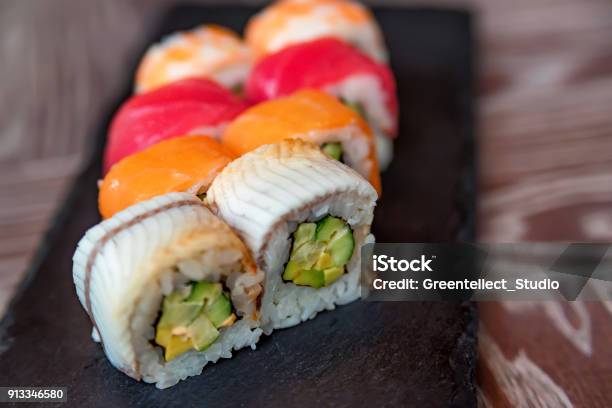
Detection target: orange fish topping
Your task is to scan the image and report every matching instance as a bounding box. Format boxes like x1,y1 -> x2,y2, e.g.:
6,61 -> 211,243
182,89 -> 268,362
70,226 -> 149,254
99,136 -> 235,219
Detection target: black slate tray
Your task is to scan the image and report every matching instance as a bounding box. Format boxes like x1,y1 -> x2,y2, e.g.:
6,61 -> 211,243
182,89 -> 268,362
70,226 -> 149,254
0,6 -> 477,408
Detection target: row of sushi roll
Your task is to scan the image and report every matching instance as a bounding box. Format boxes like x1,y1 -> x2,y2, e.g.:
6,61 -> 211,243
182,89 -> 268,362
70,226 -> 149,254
73,0 -> 396,389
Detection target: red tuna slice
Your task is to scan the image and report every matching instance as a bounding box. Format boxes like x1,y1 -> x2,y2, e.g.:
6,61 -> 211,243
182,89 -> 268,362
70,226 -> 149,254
104,78 -> 247,173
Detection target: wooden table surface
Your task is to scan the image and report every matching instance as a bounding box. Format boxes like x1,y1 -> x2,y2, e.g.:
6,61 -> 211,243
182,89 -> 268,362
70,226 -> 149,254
1,0 -> 611,406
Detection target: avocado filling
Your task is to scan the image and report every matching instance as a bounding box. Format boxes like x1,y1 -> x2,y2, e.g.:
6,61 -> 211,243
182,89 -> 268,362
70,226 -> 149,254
155,281 -> 236,361
282,216 -> 355,289
322,142 -> 343,161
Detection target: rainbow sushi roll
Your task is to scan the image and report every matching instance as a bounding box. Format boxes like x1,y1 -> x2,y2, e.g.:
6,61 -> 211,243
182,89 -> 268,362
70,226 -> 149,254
103,78 -> 246,173
246,0 -> 387,62
99,136 -> 235,219
246,38 -> 398,170
73,192 -> 264,388
135,25 -> 253,93
222,89 -> 381,194
207,140 -> 377,333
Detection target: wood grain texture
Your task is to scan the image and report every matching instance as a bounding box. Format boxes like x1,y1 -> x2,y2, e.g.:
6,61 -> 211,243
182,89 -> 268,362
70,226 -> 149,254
472,0 -> 612,406
1,0 -> 611,406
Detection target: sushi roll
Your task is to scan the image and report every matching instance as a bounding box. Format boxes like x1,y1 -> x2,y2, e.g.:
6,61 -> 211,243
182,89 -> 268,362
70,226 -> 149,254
104,78 -> 246,173
222,89 -> 381,194
245,0 -> 387,62
73,192 -> 264,388
207,140 -> 377,333
99,136 -> 235,219
135,25 -> 253,94
246,38 -> 398,170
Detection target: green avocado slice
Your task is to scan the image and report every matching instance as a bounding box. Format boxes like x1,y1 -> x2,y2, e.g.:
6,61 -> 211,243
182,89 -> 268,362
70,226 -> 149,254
188,314 -> 220,351
157,293 -> 202,331
282,260 -> 302,281
321,142 -> 343,161
316,216 -> 355,266
164,334 -> 193,361
323,266 -> 345,286
155,280 -> 236,361
293,269 -> 325,289
205,292 -> 233,328
328,228 -> 355,266
315,216 -> 347,241
186,281 -> 222,305
283,216 -> 355,289
293,223 -> 316,249
292,240 -> 325,269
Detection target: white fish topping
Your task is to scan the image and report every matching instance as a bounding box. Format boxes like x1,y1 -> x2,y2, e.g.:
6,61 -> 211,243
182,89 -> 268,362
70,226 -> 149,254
207,140 -> 377,332
207,140 -> 377,264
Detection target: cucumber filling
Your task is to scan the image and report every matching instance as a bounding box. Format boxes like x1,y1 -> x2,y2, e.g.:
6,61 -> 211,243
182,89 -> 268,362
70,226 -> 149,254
155,281 -> 236,361
321,142 -> 343,161
282,216 -> 355,289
